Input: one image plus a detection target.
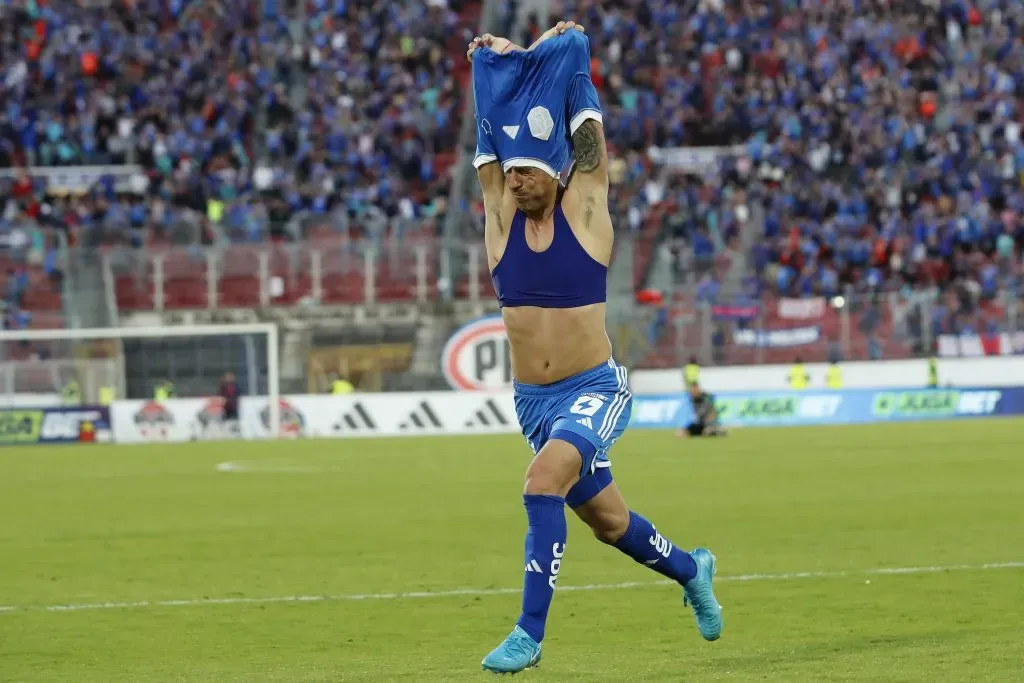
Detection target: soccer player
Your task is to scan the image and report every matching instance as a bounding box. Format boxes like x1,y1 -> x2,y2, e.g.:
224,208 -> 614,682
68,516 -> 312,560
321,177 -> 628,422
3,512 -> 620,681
467,22 -> 723,674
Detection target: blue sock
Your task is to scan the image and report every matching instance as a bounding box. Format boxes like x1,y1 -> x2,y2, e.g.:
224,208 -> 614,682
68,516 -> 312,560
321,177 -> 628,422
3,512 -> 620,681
613,511 -> 698,585
516,494 -> 567,643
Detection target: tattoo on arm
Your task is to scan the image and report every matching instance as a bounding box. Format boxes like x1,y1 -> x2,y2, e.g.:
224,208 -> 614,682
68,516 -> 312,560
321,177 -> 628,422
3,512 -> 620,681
572,120 -> 602,173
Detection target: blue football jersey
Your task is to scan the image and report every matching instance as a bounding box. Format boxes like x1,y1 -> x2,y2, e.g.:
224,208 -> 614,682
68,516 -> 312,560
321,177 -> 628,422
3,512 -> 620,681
472,30 -> 603,179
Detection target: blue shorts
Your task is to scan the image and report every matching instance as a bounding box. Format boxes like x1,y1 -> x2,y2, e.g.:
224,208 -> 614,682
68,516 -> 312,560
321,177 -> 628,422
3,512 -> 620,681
514,358 -> 632,508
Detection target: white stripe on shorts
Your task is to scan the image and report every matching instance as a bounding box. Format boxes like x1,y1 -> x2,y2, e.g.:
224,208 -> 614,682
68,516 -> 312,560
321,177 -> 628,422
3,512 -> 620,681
597,361 -> 625,439
599,361 -> 631,441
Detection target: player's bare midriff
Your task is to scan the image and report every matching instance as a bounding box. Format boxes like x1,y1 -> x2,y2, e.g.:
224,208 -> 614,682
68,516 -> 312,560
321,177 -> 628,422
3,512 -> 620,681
503,303 -> 612,385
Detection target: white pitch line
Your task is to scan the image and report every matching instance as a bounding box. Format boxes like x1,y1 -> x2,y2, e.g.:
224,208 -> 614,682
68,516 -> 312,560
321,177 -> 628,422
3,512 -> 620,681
2,561 -> 1021,615
216,461 -> 324,474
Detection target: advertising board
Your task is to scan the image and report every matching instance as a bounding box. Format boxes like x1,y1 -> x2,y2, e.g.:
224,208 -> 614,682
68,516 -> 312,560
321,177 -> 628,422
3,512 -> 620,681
0,406 -> 112,446
110,393 -> 519,443
629,388 -> 1019,430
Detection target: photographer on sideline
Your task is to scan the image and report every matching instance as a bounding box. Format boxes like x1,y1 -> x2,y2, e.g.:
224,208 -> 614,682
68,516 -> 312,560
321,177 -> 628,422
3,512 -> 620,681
678,383 -> 727,438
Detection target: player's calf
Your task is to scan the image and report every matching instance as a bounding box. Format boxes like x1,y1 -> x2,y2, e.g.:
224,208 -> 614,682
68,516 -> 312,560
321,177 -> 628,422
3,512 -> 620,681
573,482 -> 699,585
575,488 -> 722,642
609,510 -> 699,585
612,514 -> 722,641
483,439 -> 581,675
516,441 -> 579,642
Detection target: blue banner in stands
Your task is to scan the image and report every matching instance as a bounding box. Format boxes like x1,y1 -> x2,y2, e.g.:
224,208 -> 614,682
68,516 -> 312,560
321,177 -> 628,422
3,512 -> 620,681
732,326 -> 821,348
630,388 -> 1024,429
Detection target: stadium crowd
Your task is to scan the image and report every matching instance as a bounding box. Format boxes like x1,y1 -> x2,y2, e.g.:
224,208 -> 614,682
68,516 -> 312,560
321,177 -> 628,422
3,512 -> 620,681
0,0 -> 1022,323
560,0 -> 1024,302
1,0 -> 470,248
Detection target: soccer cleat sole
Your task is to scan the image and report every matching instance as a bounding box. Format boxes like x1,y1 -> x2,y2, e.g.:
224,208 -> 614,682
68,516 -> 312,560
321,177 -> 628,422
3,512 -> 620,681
482,664 -> 540,675
481,655 -> 541,675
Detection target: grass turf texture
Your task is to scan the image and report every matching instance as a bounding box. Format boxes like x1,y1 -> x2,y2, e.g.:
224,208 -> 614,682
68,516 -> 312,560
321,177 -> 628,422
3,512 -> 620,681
1,420 -> 1022,682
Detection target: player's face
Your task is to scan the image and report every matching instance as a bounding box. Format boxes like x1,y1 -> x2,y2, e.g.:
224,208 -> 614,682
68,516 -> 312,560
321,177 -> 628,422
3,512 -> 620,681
506,167 -> 557,214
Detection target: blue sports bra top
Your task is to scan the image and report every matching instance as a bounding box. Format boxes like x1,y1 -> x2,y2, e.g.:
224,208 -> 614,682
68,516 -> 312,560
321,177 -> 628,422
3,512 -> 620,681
490,205 -> 607,309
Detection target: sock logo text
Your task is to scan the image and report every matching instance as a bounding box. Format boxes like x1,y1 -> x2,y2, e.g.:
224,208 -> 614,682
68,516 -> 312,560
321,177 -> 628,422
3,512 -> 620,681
648,530 -> 673,558
549,542 -> 565,588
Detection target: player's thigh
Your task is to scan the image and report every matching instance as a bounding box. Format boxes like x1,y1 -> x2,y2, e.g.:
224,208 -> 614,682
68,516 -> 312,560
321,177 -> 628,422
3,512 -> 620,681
513,392 -> 548,455
523,437 -> 583,497
572,478 -> 631,544
551,388 -> 632,475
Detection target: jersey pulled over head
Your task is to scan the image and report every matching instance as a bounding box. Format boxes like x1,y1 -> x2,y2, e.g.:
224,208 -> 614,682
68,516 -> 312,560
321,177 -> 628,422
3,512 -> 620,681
472,30 -> 602,180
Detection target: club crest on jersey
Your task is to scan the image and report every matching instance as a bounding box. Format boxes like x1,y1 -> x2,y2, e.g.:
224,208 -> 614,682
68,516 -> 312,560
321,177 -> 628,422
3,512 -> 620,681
527,106 -> 554,141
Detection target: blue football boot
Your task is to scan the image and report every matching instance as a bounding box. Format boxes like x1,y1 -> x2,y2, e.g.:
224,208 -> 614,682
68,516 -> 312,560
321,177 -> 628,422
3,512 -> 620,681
481,625 -> 542,674
682,547 -> 723,641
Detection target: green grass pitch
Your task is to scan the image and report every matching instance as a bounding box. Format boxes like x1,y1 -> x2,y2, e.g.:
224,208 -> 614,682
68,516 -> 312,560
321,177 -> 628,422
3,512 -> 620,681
1,419 -> 1023,682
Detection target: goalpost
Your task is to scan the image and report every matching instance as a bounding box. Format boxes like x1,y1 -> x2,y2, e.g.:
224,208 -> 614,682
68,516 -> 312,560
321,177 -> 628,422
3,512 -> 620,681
0,322 -> 281,438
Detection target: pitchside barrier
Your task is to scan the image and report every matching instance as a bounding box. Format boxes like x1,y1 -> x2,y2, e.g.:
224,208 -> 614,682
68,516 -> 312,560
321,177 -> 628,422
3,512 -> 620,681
0,406 -> 112,446
90,386 -> 1024,444
109,392 -> 518,442
629,387 -> 1023,430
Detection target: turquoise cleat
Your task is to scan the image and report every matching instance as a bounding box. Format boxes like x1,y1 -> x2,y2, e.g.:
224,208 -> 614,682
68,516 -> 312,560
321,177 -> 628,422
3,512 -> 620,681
481,625 -> 542,674
682,547 -> 723,641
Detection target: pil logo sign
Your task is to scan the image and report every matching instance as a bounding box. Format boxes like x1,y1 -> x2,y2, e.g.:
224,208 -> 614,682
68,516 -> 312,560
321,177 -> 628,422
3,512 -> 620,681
441,316 -> 512,391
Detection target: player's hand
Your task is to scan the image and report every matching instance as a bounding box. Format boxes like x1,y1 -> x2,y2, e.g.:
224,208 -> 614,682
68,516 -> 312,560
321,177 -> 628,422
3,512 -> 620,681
554,20 -> 585,34
466,34 -> 489,62
466,33 -> 518,61
541,20 -> 586,40
526,20 -> 585,51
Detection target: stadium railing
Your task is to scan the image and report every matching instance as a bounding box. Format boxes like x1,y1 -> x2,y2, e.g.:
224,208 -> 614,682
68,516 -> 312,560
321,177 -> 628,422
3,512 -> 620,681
0,357 -> 119,404
101,237 -> 495,312
631,288 -> 1024,369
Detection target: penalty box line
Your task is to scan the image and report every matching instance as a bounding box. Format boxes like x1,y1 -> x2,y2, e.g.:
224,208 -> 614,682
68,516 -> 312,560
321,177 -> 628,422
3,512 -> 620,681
1,561 -> 1022,615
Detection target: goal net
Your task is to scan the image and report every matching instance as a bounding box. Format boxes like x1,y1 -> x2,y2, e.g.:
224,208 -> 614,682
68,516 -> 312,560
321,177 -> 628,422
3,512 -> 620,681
0,323 -> 281,442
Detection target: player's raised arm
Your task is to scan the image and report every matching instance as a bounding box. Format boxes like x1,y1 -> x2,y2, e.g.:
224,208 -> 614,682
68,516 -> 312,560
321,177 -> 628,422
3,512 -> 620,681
557,26 -> 607,192
562,31 -> 610,230
474,126 -> 506,235
468,35 -> 508,233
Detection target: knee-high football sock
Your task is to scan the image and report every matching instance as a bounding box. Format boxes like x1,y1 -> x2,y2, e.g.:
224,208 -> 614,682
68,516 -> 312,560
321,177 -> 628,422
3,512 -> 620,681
516,494 -> 567,643
613,510 -> 698,584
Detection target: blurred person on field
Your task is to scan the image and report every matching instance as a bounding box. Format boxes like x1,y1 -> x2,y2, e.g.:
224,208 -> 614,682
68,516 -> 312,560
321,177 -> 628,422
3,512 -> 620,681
220,372 -> 240,434
788,357 -> 810,390
331,374 -> 355,395
678,383 -> 726,438
683,356 -> 700,390
826,361 -> 843,390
